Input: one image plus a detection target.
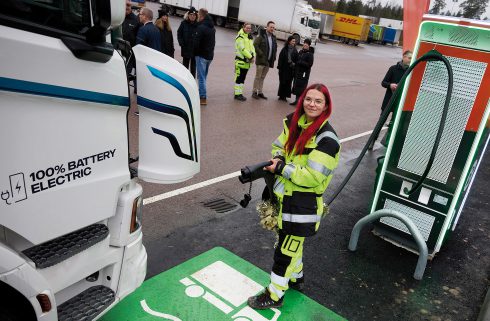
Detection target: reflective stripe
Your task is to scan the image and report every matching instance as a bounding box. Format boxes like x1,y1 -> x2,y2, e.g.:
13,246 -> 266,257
316,131 -> 339,145
294,258 -> 303,268
273,139 -> 284,148
282,164 -> 295,179
271,271 -> 289,287
282,213 -> 321,223
273,180 -> 285,195
291,270 -> 304,279
273,150 -> 284,157
308,159 -> 332,176
268,284 -> 285,299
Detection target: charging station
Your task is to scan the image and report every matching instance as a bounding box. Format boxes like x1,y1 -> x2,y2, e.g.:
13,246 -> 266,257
366,16 -> 489,268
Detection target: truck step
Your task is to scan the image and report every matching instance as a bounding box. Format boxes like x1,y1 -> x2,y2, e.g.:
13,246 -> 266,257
23,224 -> 109,269
57,285 -> 115,321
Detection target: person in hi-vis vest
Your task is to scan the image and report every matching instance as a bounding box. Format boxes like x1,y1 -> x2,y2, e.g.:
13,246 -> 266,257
248,83 -> 341,310
234,23 -> 255,101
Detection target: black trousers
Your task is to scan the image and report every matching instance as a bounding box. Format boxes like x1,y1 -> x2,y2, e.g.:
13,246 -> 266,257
182,56 -> 196,78
235,66 -> 249,84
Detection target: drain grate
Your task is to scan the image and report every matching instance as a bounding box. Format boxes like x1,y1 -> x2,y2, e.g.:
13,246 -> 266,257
201,198 -> 238,214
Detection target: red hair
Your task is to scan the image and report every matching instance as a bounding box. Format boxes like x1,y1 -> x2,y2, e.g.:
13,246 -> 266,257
285,84 -> 333,156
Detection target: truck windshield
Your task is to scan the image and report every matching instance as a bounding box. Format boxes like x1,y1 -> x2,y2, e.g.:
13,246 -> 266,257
308,19 -> 320,29
0,0 -> 91,36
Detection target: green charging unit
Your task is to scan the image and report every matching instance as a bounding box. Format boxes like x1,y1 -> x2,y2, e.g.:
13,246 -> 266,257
370,15 -> 490,260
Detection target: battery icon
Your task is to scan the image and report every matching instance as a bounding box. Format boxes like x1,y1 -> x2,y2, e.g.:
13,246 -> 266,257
10,173 -> 27,203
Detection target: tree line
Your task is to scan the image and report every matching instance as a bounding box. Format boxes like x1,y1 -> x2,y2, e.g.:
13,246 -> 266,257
308,0 -> 489,20
308,0 -> 403,20
430,0 -> 489,20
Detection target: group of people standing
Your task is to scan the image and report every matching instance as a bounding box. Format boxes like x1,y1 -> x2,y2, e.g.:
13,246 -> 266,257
123,2 -> 315,108
122,1 -> 216,106
233,21 -> 315,106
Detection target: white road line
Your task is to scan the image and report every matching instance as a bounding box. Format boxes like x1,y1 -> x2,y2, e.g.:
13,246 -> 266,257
143,128 -> 386,205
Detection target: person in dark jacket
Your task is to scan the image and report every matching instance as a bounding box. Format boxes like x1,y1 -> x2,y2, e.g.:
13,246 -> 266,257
368,50 -> 412,149
155,9 -> 175,58
136,7 -> 161,51
277,36 -> 297,102
177,7 -> 198,77
252,21 -> 277,99
122,0 -> 139,47
290,39 -> 314,106
122,0 -> 140,74
193,8 -> 216,105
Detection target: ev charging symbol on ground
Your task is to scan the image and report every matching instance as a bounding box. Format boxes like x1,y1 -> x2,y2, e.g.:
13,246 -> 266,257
180,261 -> 281,321
139,261 -> 280,321
100,247 -> 346,321
1,173 -> 28,205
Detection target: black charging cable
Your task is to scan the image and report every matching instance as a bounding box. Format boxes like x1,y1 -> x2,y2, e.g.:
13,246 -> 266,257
326,49 -> 454,205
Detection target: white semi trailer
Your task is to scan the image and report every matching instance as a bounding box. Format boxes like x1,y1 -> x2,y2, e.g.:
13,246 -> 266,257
0,0 -> 200,320
160,0 -> 320,45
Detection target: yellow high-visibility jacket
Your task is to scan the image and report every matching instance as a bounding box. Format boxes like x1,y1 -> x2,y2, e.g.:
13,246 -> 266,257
271,113 -> 341,236
235,28 -> 255,69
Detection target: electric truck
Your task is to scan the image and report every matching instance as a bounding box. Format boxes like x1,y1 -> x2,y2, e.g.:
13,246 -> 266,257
0,0 -> 200,320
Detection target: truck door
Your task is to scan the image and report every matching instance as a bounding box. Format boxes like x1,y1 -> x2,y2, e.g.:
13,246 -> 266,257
0,1 -> 130,245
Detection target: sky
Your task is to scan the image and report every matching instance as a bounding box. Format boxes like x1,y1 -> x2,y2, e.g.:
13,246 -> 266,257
360,0 -> 490,19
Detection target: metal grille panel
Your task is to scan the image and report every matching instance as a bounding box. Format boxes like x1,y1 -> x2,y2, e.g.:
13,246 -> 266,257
449,27 -> 479,46
381,199 -> 436,241
398,56 -> 487,183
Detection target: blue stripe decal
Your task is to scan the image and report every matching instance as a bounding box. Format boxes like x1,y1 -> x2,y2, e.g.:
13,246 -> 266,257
151,127 -> 192,160
147,65 -> 198,162
137,96 -> 194,161
0,77 -> 129,106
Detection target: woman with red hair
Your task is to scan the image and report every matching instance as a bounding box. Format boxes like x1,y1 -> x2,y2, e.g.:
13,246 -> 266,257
248,83 -> 341,309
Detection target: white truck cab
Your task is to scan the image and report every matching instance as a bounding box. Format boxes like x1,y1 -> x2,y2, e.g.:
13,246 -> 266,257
0,0 -> 200,320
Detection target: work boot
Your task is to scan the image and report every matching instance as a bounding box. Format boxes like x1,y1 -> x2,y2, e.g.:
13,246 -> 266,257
235,95 -> 247,101
258,93 -> 268,99
278,96 -> 287,101
200,97 -> 207,106
252,92 -> 260,99
247,288 -> 283,310
289,101 -> 297,106
288,276 -> 304,292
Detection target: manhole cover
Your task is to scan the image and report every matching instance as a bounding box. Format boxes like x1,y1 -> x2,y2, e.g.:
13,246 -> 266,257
201,198 -> 238,214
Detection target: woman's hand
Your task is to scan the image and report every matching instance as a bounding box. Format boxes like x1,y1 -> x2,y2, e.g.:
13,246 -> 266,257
264,158 -> 280,173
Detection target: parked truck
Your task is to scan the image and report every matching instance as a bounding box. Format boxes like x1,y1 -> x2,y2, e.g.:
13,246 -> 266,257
315,9 -> 335,39
381,27 -> 402,45
330,12 -> 371,46
367,24 -> 384,44
160,0 -> 321,45
0,0 -> 200,320
131,0 -> 146,8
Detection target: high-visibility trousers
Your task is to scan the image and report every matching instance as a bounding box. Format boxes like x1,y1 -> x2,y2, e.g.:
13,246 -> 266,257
234,60 -> 249,96
268,230 -> 304,301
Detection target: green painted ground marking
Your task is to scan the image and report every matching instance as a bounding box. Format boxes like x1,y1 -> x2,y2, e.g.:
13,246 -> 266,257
100,247 -> 346,321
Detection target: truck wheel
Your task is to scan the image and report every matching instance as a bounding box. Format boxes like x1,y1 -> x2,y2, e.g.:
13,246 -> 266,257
354,40 -> 359,46
293,34 -> 300,46
215,16 -> 226,27
168,6 -> 176,16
